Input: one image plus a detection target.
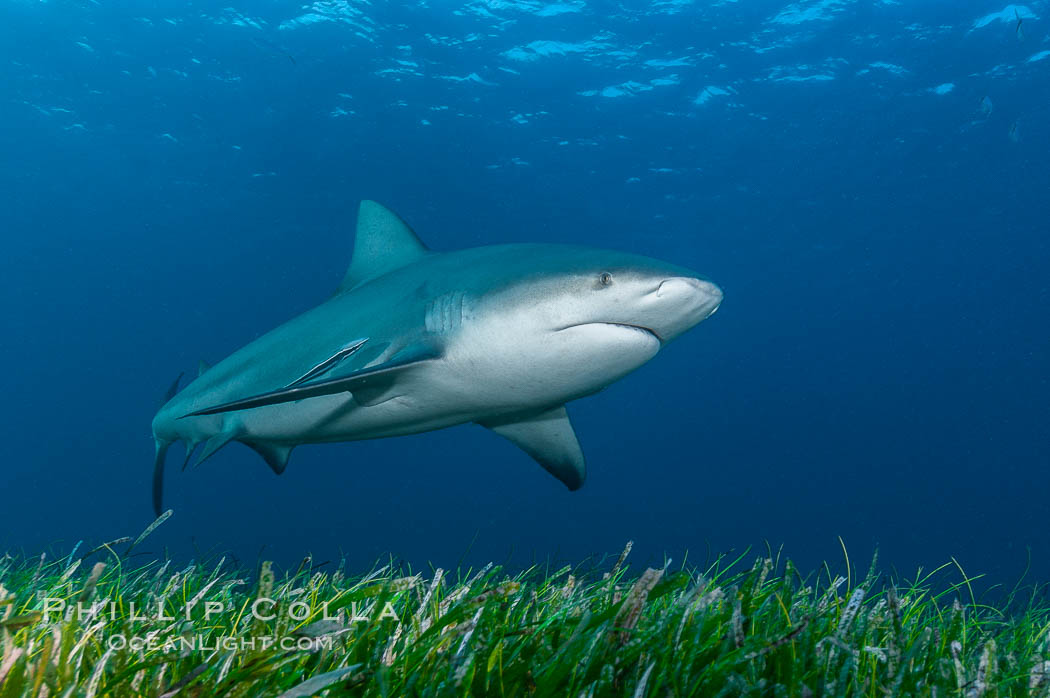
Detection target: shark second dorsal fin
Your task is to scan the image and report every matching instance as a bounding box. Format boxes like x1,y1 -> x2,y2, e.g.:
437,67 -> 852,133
480,406 -> 586,491
338,201 -> 429,292
162,372 -> 184,403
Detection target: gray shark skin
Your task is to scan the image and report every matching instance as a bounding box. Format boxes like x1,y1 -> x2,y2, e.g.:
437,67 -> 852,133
151,201 -> 723,514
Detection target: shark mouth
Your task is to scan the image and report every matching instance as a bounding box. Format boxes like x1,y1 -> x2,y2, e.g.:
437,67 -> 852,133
605,323 -> 661,341
560,322 -> 661,343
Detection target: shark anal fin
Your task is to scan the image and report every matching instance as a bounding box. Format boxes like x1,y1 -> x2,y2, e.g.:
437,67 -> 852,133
182,343 -> 441,418
480,406 -> 586,491
243,441 -> 293,475
181,440 -> 200,472
338,201 -> 429,293
152,439 -> 172,517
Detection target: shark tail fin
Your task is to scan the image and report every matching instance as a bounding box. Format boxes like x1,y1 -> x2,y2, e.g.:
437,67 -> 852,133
152,438 -> 172,517
152,371 -> 185,515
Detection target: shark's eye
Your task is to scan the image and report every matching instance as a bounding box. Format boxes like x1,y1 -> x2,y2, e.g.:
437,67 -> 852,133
598,272 -> 613,287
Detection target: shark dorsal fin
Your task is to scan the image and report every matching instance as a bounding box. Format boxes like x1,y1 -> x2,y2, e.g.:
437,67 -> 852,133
339,200 -> 429,292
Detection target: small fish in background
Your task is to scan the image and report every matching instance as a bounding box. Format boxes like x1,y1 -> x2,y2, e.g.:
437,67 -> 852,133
978,95 -> 994,118
1008,121 -> 1021,143
1015,8 -> 1025,42
250,36 -> 297,65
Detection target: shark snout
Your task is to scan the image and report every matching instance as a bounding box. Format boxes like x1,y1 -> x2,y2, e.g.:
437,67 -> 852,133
648,276 -> 723,341
658,277 -> 722,312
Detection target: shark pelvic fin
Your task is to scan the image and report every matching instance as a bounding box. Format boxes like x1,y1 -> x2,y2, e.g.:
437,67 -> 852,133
193,429 -> 239,467
338,201 -> 429,293
480,406 -> 586,491
182,343 -> 442,417
152,439 -> 172,517
243,441 -> 294,475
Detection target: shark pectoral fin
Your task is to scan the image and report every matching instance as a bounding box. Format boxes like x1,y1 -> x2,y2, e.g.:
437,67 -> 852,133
481,406 -> 586,491
183,343 -> 442,417
153,439 -> 173,517
243,441 -> 293,475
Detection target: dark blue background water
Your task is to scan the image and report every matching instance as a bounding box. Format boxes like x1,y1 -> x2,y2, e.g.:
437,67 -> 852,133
2,0 -> 1048,585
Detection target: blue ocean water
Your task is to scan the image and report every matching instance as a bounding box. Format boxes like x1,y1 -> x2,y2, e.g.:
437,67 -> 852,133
2,0 -> 1048,584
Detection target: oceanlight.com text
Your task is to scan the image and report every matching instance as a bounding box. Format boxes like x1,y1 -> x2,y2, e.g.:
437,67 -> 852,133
105,634 -> 336,653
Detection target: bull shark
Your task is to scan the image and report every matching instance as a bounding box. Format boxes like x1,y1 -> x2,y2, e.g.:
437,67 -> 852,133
151,201 -> 723,514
